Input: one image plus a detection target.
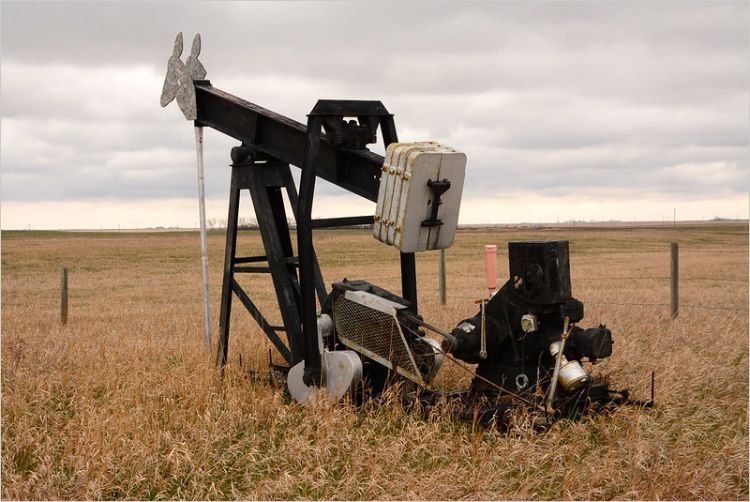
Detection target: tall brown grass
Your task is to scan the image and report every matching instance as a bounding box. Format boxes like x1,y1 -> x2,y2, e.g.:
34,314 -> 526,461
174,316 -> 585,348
2,223 -> 747,499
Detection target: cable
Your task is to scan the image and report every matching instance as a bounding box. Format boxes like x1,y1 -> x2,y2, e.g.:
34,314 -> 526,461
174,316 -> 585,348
398,321 -> 544,412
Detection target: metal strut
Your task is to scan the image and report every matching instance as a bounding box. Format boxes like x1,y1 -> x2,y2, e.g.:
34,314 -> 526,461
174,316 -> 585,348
216,152 -> 326,369
195,85 -> 418,374
297,100 -> 412,385
299,115 -> 323,385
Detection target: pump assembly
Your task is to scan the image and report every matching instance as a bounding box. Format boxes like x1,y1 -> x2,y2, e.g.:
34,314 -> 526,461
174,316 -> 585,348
162,33 -> 652,429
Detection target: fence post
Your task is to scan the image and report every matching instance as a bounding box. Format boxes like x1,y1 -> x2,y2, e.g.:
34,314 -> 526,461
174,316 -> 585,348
670,242 -> 678,319
438,248 -> 447,305
61,267 -> 68,324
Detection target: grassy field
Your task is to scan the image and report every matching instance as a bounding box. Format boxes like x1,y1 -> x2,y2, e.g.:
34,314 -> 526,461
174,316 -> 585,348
2,223 -> 748,500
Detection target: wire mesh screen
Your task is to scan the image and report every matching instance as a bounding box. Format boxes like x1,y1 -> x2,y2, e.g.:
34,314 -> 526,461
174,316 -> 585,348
332,296 -> 424,385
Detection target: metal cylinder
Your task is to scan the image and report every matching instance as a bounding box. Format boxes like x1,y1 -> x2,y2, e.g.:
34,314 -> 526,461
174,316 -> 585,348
439,249 -> 447,305
422,338 -> 445,378
440,333 -> 459,354
549,341 -> 589,392
558,360 -> 589,392
484,245 -> 497,293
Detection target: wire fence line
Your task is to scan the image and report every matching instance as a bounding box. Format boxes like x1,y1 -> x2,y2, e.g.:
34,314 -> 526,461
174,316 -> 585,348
355,277 -> 748,312
448,296 -> 748,312
574,277 -> 748,283
577,301 -> 747,312
364,274 -> 748,283
346,241 -> 748,316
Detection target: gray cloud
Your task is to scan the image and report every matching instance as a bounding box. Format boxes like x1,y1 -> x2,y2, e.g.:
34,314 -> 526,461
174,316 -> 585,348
0,1 -> 747,222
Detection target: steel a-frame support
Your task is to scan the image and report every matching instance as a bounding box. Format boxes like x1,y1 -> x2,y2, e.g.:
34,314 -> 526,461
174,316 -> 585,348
211,96 -> 420,376
215,153 -> 326,369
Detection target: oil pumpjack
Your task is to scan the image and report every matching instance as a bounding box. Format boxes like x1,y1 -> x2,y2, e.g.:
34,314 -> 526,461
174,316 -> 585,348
162,33 -> 650,427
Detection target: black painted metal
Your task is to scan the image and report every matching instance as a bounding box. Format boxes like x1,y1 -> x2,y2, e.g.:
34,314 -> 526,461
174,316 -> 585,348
245,162 -> 305,363
192,81 -> 634,426
194,82 -> 384,202
299,115 -> 323,385
231,278 -> 293,363
400,252 -> 418,316
296,100 -> 417,385
376,115 -> 419,315
198,82 -> 420,370
216,165 -> 241,368
279,168 -> 327,306
311,216 -> 373,229
421,179 -> 451,227
217,159 -> 323,368
233,266 -> 272,273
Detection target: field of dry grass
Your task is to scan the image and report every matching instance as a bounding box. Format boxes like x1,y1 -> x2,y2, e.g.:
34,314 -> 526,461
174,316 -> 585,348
2,223 -> 748,500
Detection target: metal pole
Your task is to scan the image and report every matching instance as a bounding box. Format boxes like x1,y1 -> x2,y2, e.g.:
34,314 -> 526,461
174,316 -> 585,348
195,126 -> 212,353
438,249 -> 446,305
546,316 -> 570,414
670,241 -> 678,319
60,267 -> 68,324
400,252 -> 419,315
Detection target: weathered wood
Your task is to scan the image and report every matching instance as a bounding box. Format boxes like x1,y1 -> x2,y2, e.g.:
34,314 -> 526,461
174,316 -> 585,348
60,267 -> 68,325
670,242 -> 679,319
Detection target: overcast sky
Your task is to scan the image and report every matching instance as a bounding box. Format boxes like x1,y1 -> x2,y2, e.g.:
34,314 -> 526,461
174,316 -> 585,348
1,1 -> 747,229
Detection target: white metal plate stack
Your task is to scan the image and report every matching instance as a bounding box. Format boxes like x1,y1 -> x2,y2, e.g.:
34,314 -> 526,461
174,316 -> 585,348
373,142 -> 466,253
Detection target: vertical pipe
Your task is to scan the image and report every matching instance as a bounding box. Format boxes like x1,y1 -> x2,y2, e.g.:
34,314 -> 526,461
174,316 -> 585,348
484,244 -> 497,296
479,299 -> 487,359
438,248 -> 446,305
60,267 -> 68,325
546,316 -> 570,414
299,116 -> 322,385
195,126 -> 212,353
400,252 -> 418,315
380,116 -> 420,314
670,241 -> 678,319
